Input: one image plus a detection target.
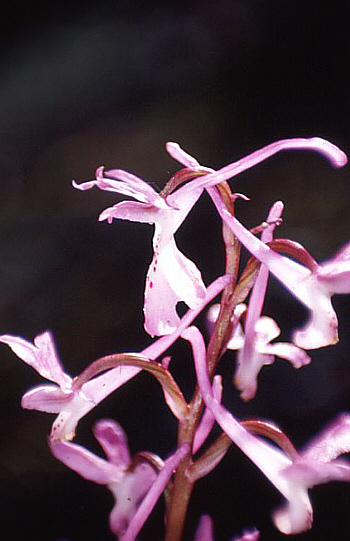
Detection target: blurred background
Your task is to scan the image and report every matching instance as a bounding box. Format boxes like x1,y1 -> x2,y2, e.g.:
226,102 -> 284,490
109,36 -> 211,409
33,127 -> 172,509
0,1 -> 349,539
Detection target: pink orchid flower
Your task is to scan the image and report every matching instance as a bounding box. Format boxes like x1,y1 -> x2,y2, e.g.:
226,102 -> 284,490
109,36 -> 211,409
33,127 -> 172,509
50,418 -> 157,538
183,325 -> 350,535
74,138 -> 346,338
194,514 -> 259,541
0,275 -> 230,441
165,139 -> 348,349
73,164 -> 211,337
207,303 -> 310,401
209,186 -> 350,349
51,421 -> 189,541
207,201 -> 310,401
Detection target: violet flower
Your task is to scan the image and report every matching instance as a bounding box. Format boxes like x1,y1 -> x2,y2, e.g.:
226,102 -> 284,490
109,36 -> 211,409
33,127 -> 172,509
194,514 -> 259,541
0,275 -> 230,441
183,325 -> 350,535
50,418 -> 157,538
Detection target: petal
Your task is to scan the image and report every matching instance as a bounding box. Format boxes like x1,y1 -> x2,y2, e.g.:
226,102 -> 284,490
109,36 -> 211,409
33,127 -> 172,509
21,384 -> 74,413
254,316 -> 281,346
50,440 -> 121,485
98,200 -> 158,224
194,515 -> 214,541
0,332 -> 72,390
73,168 -> 164,207
272,485 -> 313,535
262,342 -> 311,368
235,348 -> 274,402
109,462 -> 157,538
234,203 -> 284,399
303,413 -> 350,462
93,419 -> 131,468
169,138 -> 347,196
121,444 -> 190,541
144,238 -> 206,337
291,279 -> 338,349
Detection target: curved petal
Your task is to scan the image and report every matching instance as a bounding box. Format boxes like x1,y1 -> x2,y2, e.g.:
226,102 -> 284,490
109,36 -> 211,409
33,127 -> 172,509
98,200 -> 158,224
168,138 -> 347,195
262,342 -> 311,368
0,332 -> 71,390
50,440 -> 121,485
21,384 -> 74,413
93,419 -> 131,468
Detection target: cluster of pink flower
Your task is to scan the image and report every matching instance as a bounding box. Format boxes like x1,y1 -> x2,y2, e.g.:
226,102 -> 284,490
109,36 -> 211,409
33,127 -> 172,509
2,138 -> 350,540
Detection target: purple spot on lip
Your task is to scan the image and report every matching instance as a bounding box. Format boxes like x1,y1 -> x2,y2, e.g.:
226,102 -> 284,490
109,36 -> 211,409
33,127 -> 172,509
150,281 -> 153,288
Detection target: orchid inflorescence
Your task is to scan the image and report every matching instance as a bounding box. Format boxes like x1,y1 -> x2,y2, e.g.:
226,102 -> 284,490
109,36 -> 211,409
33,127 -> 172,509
2,137 -> 350,540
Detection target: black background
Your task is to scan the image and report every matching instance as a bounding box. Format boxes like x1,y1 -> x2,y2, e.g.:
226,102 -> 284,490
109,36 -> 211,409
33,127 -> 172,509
0,1 -> 350,540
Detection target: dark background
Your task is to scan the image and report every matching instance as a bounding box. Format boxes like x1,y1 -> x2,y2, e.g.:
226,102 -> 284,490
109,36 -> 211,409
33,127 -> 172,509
0,1 -> 349,540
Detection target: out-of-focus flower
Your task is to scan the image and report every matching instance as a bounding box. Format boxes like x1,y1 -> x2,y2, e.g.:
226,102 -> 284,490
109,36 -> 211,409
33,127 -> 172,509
50,419 -> 157,538
194,514 -> 259,541
0,275 -> 229,441
184,325 -> 350,535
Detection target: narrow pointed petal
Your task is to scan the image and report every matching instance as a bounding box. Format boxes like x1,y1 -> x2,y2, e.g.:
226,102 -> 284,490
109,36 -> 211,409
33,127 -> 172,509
98,200 -> 158,224
168,138 -> 347,195
50,440 -> 121,485
93,419 -> 131,468
0,332 -> 72,390
21,384 -> 74,413
235,203 -> 284,398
